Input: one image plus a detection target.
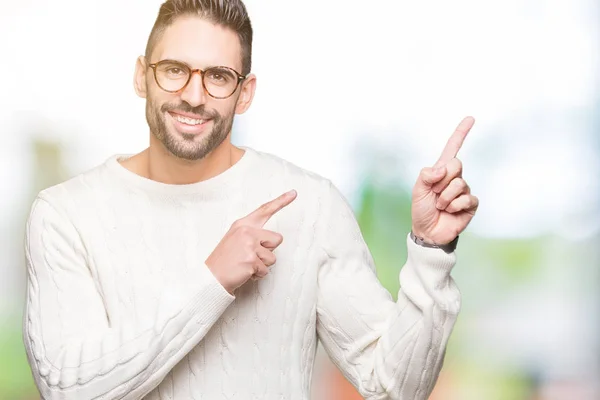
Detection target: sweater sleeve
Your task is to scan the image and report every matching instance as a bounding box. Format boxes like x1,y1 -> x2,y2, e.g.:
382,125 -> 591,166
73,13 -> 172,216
315,180 -> 461,400
23,196 -> 235,400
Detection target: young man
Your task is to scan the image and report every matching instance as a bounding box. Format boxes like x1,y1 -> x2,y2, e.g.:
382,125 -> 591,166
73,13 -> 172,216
23,1 -> 479,399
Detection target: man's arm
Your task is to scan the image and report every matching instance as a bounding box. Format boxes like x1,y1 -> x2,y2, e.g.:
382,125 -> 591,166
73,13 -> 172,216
23,196 -> 235,400
315,180 -> 460,400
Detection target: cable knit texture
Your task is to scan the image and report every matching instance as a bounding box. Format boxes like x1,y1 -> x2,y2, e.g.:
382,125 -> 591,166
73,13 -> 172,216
23,146 -> 461,400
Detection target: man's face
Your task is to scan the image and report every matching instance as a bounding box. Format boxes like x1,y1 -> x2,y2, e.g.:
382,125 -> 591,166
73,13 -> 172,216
141,17 -> 248,161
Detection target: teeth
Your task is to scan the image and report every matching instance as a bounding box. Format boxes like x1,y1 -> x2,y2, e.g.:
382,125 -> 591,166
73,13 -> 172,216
174,115 -> 204,125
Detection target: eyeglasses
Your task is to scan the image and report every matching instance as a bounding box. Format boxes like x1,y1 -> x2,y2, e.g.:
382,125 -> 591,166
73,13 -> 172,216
148,59 -> 247,99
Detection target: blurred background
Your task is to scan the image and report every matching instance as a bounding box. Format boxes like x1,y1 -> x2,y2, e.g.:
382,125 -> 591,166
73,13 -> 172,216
1,0 -> 599,399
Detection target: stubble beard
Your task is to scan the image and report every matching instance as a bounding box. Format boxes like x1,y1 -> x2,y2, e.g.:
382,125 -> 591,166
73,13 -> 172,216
146,96 -> 235,161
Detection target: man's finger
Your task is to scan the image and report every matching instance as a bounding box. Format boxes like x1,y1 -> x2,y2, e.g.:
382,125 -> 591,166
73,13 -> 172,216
251,258 -> 269,280
256,246 -> 277,267
434,116 -> 475,168
432,157 -> 463,194
418,166 -> 447,187
245,190 -> 297,227
435,178 -> 470,210
258,229 -> 284,250
445,194 -> 479,214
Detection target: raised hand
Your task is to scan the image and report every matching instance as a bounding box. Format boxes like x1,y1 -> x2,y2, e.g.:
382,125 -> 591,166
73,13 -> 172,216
205,190 -> 297,294
411,117 -> 479,245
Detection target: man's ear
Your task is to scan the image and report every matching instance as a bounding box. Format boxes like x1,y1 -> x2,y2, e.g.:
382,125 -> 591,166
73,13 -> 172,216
134,56 -> 148,98
235,74 -> 257,115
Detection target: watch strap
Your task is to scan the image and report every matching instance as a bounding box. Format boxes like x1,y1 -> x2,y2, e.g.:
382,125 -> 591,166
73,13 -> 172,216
410,231 -> 459,254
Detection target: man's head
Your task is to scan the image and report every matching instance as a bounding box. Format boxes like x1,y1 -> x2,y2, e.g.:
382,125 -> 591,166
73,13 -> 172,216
134,0 -> 256,161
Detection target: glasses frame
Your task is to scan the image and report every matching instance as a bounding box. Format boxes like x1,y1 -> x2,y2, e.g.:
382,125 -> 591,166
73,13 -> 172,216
148,59 -> 247,99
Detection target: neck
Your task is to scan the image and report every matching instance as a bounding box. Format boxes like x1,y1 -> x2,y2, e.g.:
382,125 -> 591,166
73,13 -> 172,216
125,136 -> 245,185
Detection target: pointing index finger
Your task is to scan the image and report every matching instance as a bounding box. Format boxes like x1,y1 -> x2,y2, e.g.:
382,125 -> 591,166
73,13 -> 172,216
246,190 -> 297,227
434,116 -> 475,168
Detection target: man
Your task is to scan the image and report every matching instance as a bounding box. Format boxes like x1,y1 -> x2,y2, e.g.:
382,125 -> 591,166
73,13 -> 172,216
23,0 -> 479,399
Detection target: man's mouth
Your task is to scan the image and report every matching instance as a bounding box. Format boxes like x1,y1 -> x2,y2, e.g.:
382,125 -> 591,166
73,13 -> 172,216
167,111 -> 214,135
173,115 -> 206,126
168,111 -> 213,126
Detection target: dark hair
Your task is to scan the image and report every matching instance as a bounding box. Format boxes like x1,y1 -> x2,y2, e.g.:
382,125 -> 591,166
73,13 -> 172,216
145,0 -> 253,75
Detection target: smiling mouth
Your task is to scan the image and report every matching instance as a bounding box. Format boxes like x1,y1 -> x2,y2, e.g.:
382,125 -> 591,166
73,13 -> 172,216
170,113 -> 210,126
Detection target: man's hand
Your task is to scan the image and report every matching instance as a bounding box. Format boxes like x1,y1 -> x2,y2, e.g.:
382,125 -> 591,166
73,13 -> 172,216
411,116 -> 479,245
205,190 -> 297,294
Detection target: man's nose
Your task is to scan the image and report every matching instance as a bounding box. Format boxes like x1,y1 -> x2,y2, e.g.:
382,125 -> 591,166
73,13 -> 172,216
179,72 -> 208,107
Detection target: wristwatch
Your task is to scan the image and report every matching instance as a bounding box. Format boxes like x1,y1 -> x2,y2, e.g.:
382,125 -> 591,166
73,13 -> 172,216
410,231 -> 459,254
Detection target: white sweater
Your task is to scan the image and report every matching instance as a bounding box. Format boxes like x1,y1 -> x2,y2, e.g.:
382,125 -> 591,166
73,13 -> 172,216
23,146 -> 461,400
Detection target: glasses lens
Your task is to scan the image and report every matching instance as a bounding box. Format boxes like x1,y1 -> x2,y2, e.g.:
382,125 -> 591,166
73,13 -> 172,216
155,61 -> 190,92
203,67 -> 239,98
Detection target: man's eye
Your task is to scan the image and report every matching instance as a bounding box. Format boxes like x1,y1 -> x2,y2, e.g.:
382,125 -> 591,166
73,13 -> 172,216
209,73 -> 224,81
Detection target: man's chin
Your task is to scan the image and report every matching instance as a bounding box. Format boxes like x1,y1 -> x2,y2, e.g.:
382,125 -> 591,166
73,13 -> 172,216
166,122 -> 210,142
164,143 -> 208,161
159,129 -> 213,160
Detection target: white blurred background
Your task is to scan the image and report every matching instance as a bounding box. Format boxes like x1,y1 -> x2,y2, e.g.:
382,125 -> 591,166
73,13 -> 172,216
1,0 -> 599,399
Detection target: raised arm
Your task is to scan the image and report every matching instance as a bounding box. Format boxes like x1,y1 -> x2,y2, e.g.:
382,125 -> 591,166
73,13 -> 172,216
316,180 -> 461,399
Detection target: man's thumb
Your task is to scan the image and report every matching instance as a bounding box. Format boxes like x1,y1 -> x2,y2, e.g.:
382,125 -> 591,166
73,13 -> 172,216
419,166 -> 446,186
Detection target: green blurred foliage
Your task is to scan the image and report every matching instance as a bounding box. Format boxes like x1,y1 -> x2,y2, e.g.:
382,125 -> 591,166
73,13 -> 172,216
356,179 -> 412,299
0,318 -> 37,400
0,137 -> 68,400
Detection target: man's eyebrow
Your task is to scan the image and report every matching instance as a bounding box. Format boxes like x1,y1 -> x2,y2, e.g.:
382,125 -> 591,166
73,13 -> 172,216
158,58 -> 239,70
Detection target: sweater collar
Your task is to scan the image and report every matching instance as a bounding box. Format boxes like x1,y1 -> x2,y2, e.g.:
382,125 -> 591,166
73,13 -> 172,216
104,146 -> 258,200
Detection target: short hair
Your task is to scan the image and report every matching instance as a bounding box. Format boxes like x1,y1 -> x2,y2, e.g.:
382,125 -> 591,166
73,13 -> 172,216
145,0 -> 253,75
